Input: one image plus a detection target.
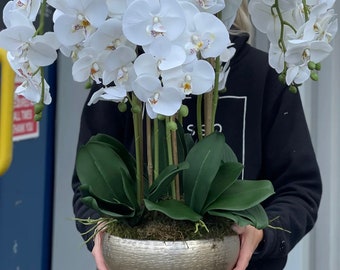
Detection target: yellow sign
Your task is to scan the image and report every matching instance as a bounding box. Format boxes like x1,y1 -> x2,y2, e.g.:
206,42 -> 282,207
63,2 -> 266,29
0,48 -> 15,176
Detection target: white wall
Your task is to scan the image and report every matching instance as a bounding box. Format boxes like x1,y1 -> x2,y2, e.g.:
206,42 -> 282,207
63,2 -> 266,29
284,1 -> 340,269
310,0 -> 340,267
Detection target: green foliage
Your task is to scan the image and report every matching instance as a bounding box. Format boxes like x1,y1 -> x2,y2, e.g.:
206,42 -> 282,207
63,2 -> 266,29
145,132 -> 274,229
76,132 -> 275,230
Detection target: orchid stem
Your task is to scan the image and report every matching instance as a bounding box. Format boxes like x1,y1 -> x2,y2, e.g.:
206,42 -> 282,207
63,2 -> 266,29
196,95 -> 203,140
146,116 -> 153,186
165,117 -> 176,199
131,94 -> 144,206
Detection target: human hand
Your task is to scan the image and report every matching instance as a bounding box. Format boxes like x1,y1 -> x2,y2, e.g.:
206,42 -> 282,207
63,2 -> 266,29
232,224 -> 263,270
92,228 -> 109,270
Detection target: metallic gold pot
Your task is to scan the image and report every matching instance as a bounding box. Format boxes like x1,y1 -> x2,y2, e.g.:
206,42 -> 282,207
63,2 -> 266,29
102,233 -> 240,270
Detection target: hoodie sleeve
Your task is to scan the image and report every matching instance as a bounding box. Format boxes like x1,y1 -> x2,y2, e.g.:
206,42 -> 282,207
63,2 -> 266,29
252,69 -> 322,260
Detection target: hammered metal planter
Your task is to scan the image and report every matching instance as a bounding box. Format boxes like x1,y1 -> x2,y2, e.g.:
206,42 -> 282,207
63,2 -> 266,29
102,233 -> 240,270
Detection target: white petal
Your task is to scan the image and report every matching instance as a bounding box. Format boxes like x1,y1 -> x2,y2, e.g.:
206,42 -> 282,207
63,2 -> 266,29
88,88 -> 106,105
0,26 -> 34,51
83,0 -> 108,27
133,75 -> 161,102
28,42 -> 58,66
221,0 -> 242,29
54,15 -> 85,46
248,0 -> 273,33
34,32 -> 61,50
145,103 -> 158,119
293,65 -> 310,84
190,60 -> 215,95
151,86 -> 183,116
72,56 -> 93,82
286,66 -> 299,85
102,86 -> 127,102
269,44 -> 285,73
194,12 -> 230,58
134,54 -> 159,77
122,0 -> 153,45
310,41 -> 333,62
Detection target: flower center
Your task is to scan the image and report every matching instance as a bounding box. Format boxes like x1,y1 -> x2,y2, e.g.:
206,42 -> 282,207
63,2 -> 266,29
16,0 -> 27,8
73,15 -> 91,32
148,92 -> 160,105
117,67 -> 129,84
302,48 -> 311,61
182,75 -> 192,94
196,0 -> 216,9
147,16 -> 166,38
90,63 -> 100,75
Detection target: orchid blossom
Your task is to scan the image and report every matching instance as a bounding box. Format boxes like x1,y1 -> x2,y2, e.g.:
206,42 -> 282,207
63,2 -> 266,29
0,0 -> 337,106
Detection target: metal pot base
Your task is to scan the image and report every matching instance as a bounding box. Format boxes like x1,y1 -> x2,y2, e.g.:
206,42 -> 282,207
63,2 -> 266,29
102,233 -> 240,270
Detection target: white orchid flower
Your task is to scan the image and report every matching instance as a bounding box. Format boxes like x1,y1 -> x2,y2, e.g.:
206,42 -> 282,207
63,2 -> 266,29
248,0 -> 303,37
87,86 -> 127,105
86,18 -> 133,53
8,52 -> 52,105
294,4 -> 338,43
133,75 -> 184,118
0,26 -> 58,68
51,0 -> 108,47
2,6 -> 35,29
162,60 -> 215,95
3,0 -> 42,23
145,36 -> 186,71
72,47 -> 108,83
102,46 -> 137,86
184,12 -> 230,59
286,64 -> 311,85
15,76 -> 52,105
285,40 -> 333,66
122,0 -> 186,46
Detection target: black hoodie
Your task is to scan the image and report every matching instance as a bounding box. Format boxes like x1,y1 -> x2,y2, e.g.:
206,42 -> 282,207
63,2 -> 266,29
72,34 -> 322,270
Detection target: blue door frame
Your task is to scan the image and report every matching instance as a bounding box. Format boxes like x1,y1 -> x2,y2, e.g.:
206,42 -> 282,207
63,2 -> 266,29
0,65 -> 56,269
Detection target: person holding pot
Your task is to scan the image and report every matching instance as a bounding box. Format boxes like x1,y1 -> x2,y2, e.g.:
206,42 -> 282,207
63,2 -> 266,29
72,1 -> 322,269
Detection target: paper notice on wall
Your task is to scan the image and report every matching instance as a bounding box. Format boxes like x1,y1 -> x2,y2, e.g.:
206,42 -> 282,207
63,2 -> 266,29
13,77 -> 39,141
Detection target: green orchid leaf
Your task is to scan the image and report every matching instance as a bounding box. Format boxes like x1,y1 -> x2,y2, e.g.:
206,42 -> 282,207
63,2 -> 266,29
204,161 -> 244,210
206,180 -> 274,211
221,142 -> 238,163
208,204 -> 269,229
76,141 -> 132,205
81,196 -> 136,219
80,183 -> 136,215
175,119 -> 197,163
144,199 -> 202,222
184,133 -> 195,153
120,168 -> 139,209
89,134 -> 136,180
183,132 -> 225,213
79,184 -> 120,205
148,162 -> 190,202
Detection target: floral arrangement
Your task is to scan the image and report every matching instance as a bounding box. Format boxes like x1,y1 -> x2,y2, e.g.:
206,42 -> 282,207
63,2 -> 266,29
0,0 -> 337,238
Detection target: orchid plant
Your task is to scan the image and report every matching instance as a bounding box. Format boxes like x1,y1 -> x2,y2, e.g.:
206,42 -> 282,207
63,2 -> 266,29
0,0 -> 337,237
